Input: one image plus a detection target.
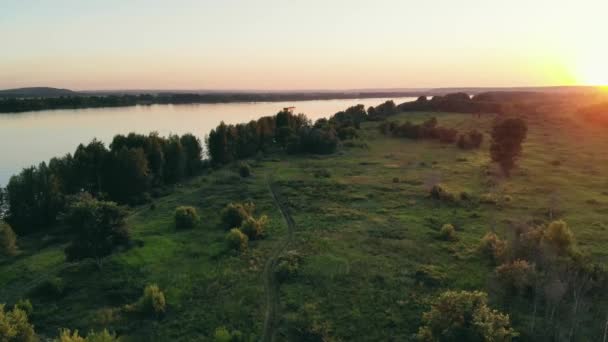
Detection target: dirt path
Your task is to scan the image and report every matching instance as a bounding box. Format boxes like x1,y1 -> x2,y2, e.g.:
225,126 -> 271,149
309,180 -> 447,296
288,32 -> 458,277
261,174 -> 295,342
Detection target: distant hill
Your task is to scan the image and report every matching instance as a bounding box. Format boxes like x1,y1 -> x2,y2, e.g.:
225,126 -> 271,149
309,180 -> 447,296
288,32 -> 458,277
0,87 -> 80,98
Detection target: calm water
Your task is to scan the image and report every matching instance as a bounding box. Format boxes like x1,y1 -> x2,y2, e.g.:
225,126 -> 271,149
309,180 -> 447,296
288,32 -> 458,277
0,97 -> 417,186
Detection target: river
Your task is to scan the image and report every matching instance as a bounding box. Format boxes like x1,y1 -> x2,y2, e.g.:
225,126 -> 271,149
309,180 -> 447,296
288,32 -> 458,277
0,97 -> 417,186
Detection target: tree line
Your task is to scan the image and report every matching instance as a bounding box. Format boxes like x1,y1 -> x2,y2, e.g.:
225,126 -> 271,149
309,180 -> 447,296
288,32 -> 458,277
4,132 -> 203,234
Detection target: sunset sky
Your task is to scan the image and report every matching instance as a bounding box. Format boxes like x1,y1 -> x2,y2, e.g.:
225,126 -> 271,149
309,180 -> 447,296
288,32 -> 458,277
1,0 -> 607,90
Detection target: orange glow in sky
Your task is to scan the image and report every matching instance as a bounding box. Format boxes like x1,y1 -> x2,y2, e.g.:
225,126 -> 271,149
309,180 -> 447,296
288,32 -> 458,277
1,0 -> 607,90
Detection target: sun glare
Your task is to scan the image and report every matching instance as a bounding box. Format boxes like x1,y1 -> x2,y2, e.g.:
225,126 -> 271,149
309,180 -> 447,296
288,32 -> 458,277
573,51 -> 608,86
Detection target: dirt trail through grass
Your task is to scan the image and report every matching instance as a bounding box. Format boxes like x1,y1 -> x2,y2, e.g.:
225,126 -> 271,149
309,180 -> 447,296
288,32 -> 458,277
261,174 -> 295,342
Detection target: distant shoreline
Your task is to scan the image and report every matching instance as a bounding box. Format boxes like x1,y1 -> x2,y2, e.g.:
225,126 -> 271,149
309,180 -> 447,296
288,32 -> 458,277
0,92 -> 425,114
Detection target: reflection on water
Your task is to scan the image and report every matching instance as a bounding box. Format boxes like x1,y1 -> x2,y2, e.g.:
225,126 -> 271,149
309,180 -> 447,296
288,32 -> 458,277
0,97 -> 416,185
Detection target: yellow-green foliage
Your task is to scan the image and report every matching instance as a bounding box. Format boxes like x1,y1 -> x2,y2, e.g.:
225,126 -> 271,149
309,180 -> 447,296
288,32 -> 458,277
479,232 -> 507,263
0,304 -> 36,342
417,290 -> 517,341
55,328 -> 118,342
439,224 -> 457,241
479,193 -> 498,205
543,220 -> 575,255
174,206 -> 200,229
14,300 -> 33,316
225,228 -> 248,252
240,215 -> 268,240
127,284 -> 166,317
213,327 -> 232,342
0,221 -> 17,256
495,259 -> 535,294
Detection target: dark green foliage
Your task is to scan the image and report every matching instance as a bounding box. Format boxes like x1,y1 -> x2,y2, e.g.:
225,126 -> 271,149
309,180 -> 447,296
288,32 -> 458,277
490,118 -> 528,176
239,215 -> 268,240
429,184 -> 456,202
180,133 -> 203,176
220,202 -> 255,229
414,265 -> 446,287
136,284 -> 166,317
6,162 -> 65,234
14,300 -> 32,317
337,126 -> 358,140
288,127 -> 338,155
238,162 -> 251,178
73,139 -> 108,195
63,197 -> 130,267
439,223 -> 457,241
34,276 -> 65,298
275,251 -> 302,282
174,206 -> 200,230
55,328 -> 119,342
102,147 -> 150,203
437,127 -> 459,144
0,221 -> 17,256
457,130 -> 484,149
367,100 -> 397,120
331,104 -> 367,128
162,135 -> 186,183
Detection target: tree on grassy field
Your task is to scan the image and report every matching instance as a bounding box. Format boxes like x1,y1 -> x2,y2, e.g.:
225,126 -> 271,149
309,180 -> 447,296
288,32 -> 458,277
63,197 -> 130,268
174,206 -> 200,229
417,290 -> 517,341
221,202 -> 255,229
0,220 -> 17,256
180,133 -> 203,176
490,118 -> 527,176
102,147 -> 150,203
162,135 -> 186,183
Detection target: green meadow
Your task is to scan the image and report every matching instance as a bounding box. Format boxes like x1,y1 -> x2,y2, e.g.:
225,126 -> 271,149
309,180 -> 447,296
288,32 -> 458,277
1,110 -> 607,341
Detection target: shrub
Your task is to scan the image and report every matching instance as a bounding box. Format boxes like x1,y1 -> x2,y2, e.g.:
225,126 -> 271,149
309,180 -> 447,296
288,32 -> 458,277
275,251 -> 302,282
226,228 -> 248,252
221,202 -> 255,229
174,206 -> 200,229
479,193 -> 498,205
213,326 -> 244,342
429,184 -> 456,202
417,290 -> 517,341
15,299 -> 33,316
414,265 -> 446,287
479,232 -> 507,263
240,215 -> 268,240
0,304 -> 36,342
34,277 -> 65,298
337,126 -> 358,140
457,130 -> 484,149
542,220 -> 575,256
131,284 -> 166,317
0,221 -> 17,256
495,259 -> 535,295
55,328 -> 118,342
439,224 -> 457,241
238,162 -> 251,178
392,177 -> 400,183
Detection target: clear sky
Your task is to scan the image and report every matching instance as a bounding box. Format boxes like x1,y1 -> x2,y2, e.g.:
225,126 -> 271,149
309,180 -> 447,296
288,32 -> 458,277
1,0 -> 607,90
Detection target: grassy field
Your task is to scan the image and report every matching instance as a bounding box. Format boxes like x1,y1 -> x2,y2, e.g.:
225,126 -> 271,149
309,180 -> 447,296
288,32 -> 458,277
1,110 -> 607,341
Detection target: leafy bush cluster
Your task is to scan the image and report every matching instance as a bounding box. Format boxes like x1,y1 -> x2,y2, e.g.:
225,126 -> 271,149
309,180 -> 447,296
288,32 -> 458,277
417,290 -> 517,341
0,303 -> 37,342
490,118 -> 528,176
457,129 -> 484,149
429,184 -> 456,203
379,117 -> 462,145
174,206 -> 200,229
221,202 -> 269,252
55,328 -> 118,342
126,284 -> 167,318
0,220 -> 17,256
5,132 -> 203,235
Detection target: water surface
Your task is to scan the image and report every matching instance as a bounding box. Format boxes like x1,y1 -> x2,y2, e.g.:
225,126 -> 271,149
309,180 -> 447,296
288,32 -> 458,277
0,97 -> 417,186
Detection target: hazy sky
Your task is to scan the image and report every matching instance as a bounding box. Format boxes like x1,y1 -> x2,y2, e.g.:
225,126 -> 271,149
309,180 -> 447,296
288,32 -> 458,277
1,0 -> 607,90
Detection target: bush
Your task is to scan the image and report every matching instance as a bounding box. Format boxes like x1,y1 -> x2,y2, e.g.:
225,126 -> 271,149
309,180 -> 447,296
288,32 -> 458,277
437,127 -> 459,144
479,232 -> 507,263
226,228 -> 248,252
490,118 -> 528,176
414,265 -> 446,287
0,221 -> 17,256
221,202 -> 255,229
417,290 -> 517,341
135,284 -> 166,317
174,206 -> 200,229
337,126 -> 358,140
213,326 -> 244,342
495,259 -> 535,295
15,299 -> 33,316
275,251 -> 302,282
439,224 -> 457,241
392,177 -> 400,183
55,328 -> 118,342
542,220 -> 575,256
479,193 -> 498,205
240,215 -> 268,240
238,162 -> 251,178
429,184 -> 456,202
457,130 -> 484,149
0,304 -> 36,342
34,277 -> 65,298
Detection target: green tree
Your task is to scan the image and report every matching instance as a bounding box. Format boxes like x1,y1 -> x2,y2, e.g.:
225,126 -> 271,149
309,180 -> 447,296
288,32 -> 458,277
63,197 -> 130,268
225,228 -> 248,252
72,139 -> 109,195
163,135 -> 186,183
490,118 -> 527,176
103,147 -> 150,203
180,133 -> 203,176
